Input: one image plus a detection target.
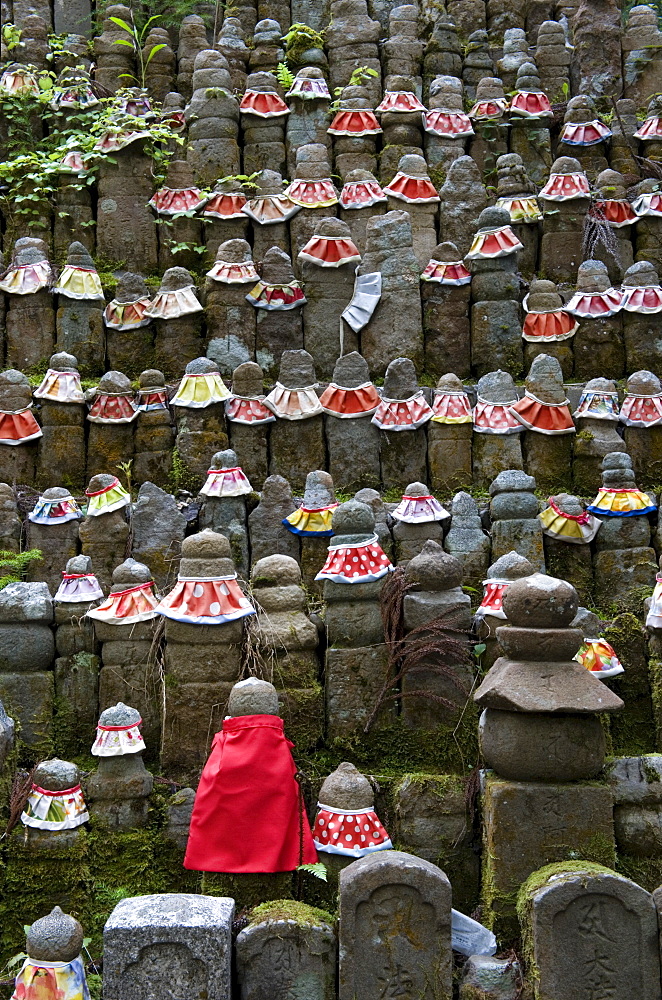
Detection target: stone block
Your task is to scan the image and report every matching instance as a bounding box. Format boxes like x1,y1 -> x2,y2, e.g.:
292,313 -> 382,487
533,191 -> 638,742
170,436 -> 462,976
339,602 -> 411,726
520,866 -> 660,1000
325,601 -> 384,647
103,894 -> 234,1000
0,623 -> 55,672
326,645 -> 391,738
0,671 -> 53,755
161,680 -> 234,781
482,776 -> 616,938
0,582 -> 53,623
339,850 -> 452,1000
236,910 -> 336,1000
491,519 -> 545,573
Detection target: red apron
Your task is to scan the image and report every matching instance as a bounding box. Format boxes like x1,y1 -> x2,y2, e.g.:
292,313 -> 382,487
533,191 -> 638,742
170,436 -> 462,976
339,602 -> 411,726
183,714 -> 317,873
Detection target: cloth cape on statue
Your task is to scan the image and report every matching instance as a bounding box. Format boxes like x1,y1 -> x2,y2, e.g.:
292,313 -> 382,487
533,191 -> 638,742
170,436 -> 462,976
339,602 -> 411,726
92,719 -> 145,756
574,638 -> 625,679
475,580 -> 509,619
283,504 -> 338,536
184,713 -> 317,873
587,487 -> 656,516
11,956 -> 90,1000
313,803 -> 392,856
646,574 -> 662,629
54,573 -> 104,603
538,500 -> 601,543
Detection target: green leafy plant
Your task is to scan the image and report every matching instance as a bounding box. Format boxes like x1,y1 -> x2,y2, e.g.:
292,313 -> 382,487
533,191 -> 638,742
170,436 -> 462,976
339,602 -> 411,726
109,14 -> 166,89
2,23 -> 22,51
276,61 -> 295,90
282,22 -> 325,63
0,549 -> 42,590
296,861 -> 328,881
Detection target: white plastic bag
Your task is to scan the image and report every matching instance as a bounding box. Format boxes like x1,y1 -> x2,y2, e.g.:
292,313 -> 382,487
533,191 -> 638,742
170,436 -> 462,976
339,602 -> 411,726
451,908 -> 497,957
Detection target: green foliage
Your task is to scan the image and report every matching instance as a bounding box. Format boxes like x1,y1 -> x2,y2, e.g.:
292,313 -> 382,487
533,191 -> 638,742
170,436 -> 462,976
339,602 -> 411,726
0,86 -> 183,239
282,22 -> 325,62
296,861 -> 328,882
0,549 -> 42,590
109,14 -> 166,89
276,62 -> 295,90
1,23 -> 22,51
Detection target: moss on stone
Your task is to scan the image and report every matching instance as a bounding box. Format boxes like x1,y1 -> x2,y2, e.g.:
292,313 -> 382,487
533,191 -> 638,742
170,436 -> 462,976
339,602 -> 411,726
202,871 -> 295,914
604,613 -> 655,755
616,853 -> 662,892
247,898 -> 334,928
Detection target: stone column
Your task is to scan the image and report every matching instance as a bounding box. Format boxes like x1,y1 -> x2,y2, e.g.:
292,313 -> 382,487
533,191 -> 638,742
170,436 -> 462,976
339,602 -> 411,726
338,169 -> 386,254
226,361 -> 272,488
423,74 -> 469,178
216,16 -> 249,93
489,470 -> 545,571
323,499 -> 393,739
427,10 -> 463,87
266,349 -> 325,489
104,895 -> 234,1000
385,153 -> 439,269
522,279 -> 575,380
535,20 -> 570,100
400,540 -> 473,728
0,369 -> 41,484
591,452 -> 658,613
186,50 -> 240,184
90,558 -> 161,754
85,370 -> 137,481
496,28 -> 529,90
87,701 -> 153,830
475,550 -> 535,670
79,474 -> 130,592
131,482 -> 186,591
540,493 -> 596,603
462,29 -> 493,101
622,261 -> 662,373
199,449 -> 251,578
339,851 -> 452,1000
285,67 -> 331,178
104,273 -> 155,377
511,353 -> 575,491
143,27 -> 175,103
301,217 -> 361,378
26,487 -> 80,592
288,143 -> 339,270
476,572 -> 623,937
494,151 -> 541,278
621,371 -> 662,486
375,357 -> 431,489
326,0 -> 381,104
205,239 -> 258,376
444,491 -> 491,592
53,554 -> 101,759
173,358 -> 230,487
538,157 -> 590,285
133,370 -> 175,488
572,377 -> 627,494
427,374 -> 472,490
468,206 -> 523,378
570,260 -> 625,381
322,352 -> 381,489
96,140 -> 158,276
508,63 -> 552,188
177,16 -> 209,100
590,168 -> 635,283
359,211 -> 424,375
248,475 -> 300,564
245,169 -> 296,261
574,0 -> 623,98
330,84 -> 380,181
153,159 -> 205,273
150,267 -> 204,378
422,242 -> 471,378
54,242 -> 105,377
251,247 -> 305,382
3,241 -> 55,368
249,554 -> 322,748
203,177 -> 252,260
93,4 -> 135,91
34,351 -> 86,488
392,483 -> 449,565
248,18 -> 285,73
284,469 -> 336,590
159,530 -> 251,780
472,370 -> 524,485
241,71 -> 288,176
0,582 -> 55,760
467,77 -> 508,183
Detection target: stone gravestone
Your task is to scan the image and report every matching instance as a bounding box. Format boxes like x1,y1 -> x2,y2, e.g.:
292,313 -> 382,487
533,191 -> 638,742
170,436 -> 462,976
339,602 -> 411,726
236,906 -> 336,1000
339,850 -> 452,1000
520,865 -> 661,1000
103,894 -> 234,1000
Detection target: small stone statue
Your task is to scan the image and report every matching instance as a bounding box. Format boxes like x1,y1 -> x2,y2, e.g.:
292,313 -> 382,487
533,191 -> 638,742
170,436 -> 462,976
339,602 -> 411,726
312,761 -> 392,856
13,907 -> 90,1000
183,677 -> 317,872
21,759 -> 88,831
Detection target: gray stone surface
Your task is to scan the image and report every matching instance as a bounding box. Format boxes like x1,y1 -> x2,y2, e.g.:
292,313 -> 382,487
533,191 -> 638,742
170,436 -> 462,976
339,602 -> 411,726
236,916 -> 336,1000
227,677 -> 279,716
521,868 -> 660,1000
104,894 -> 234,1000
339,850 -> 452,1000
459,955 -> 520,1000
27,906 -> 84,963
